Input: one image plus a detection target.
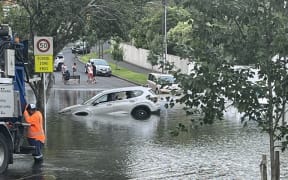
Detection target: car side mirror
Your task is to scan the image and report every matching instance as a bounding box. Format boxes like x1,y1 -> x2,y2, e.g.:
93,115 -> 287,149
92,102 -> 99,106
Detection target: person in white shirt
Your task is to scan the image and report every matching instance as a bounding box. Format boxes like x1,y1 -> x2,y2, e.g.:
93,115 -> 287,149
87,63 -> 93,83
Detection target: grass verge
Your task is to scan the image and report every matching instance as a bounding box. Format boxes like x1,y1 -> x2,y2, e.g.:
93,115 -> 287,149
109,63 -> 147,85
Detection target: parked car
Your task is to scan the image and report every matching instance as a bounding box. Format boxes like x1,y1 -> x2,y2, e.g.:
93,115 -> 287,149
85,59 -> 112,76
71,41 -> 90,54
58,86 -> 160,120
54,53 -> 64,71
147,73 -> 181,95
75,45 -> 90,54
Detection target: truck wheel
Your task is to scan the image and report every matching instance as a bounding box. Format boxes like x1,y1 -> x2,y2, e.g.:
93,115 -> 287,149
0,134 -> 9,174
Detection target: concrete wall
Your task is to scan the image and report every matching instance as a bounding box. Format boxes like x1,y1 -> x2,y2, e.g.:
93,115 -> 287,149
121,43 -> 193,74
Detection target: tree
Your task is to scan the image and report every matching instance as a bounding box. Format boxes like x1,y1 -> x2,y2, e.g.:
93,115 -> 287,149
0,3 -> 4,23
130,4 -> 191,54
172,0 -> 288,179
168,21 -> 193,57
147,51 -> 159,71
111,37 -> 124,70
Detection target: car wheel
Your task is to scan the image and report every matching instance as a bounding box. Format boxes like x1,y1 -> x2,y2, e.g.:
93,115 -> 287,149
131,106 -> 151,120
0,134 -> 9,174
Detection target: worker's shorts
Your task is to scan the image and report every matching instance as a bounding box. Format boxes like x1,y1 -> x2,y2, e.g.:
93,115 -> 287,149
28,138 -> 44,159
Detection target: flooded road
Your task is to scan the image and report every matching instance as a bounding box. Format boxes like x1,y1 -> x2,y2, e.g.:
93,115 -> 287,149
2,88 -> 288,180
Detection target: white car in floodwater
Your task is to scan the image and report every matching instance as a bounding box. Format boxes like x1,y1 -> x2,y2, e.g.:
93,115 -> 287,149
59,86 -> 161,120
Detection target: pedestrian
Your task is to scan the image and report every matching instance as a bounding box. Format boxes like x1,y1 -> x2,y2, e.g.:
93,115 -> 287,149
23,103 -> 45,163
72,63 -> 77,76
87,63 -> 93,83
63,70 -> 70,85
91,62 -> 96,83
61,63 -> 67,81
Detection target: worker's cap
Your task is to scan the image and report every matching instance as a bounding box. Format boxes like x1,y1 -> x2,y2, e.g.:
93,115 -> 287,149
27,103 -> 37,111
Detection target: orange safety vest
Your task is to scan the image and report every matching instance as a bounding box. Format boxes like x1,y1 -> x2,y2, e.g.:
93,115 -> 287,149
23,110 -> 46,143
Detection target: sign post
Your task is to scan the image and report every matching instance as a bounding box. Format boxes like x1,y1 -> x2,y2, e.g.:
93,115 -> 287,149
34,36 -> 53,134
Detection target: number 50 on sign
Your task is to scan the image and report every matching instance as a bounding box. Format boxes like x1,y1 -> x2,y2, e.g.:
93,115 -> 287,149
34,37 -> 53,55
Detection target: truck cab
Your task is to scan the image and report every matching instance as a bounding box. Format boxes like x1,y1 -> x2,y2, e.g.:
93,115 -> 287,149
0,24 -> 34,173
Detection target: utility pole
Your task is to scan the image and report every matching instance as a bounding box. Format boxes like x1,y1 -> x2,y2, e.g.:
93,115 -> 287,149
163,0 -> 167,74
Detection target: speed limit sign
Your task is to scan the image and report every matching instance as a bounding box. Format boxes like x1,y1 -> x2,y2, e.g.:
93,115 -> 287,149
34,37 -> 53,55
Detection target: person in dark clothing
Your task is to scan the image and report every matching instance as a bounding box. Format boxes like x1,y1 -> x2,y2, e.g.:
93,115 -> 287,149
64,70 -> 70,80
91,62 -> 97,83
63,70 -> 70,84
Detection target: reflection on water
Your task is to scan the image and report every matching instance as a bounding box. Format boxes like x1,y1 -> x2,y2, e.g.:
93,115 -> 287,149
68,114 -> 160,138
3,89 -> 288,179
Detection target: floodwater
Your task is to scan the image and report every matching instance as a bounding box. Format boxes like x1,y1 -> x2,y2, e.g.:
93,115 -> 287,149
2,89 -> 288,180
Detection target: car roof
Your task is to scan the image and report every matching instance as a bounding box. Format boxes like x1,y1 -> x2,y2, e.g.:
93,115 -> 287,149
90,58 -> 107,62
149,73 -> 173,77
56,54 -> 64,58
100,86 -> 151,94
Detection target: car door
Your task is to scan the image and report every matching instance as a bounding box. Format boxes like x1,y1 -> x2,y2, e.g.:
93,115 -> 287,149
147,74 -> 157,91
109,91 -> 132,114
86,93 -> 115,114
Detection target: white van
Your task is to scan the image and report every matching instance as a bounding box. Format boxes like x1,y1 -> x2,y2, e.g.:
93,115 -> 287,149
54,53 -> 65,71
147,73 -> 181,94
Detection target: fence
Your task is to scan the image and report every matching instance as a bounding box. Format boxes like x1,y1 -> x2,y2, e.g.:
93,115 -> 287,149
121,43 -> 193,74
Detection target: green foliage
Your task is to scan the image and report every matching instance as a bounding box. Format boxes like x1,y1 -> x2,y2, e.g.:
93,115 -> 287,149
80,52 -> 99,63
168,21 -> 193,56
111,37 -> 124,63
147,51 -> 159,68
130,5 -> 191,54
0,3 -> 3,23
173,0 -> 288,175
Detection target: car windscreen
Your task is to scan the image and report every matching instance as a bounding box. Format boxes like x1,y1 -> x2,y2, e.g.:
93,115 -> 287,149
159,76 -> 175,84
94,60 -> 108,66
81,91 -> 104,105
57,55 -> 64,59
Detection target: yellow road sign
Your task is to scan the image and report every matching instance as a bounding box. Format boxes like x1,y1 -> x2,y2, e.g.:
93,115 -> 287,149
35,55 -> 53,72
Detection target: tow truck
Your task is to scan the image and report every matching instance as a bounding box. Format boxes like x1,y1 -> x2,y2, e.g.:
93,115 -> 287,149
0,24 -> 35,173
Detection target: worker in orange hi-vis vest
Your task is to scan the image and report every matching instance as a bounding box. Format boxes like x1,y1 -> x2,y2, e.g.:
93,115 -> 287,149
23,104 -> 46,163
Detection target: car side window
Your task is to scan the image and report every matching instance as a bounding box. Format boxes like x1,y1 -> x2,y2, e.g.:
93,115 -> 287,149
114,92 -> 126,100
148,74 -> 152,81
92,93 -> 121,105
152,75 -> 157,83
133,90 -> 143,97
126,91 -> 136,99
92,94 -> 108,105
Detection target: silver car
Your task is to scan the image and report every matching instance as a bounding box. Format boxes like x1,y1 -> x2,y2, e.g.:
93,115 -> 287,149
59,86 -> 160,120
85,58 -> 112,76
